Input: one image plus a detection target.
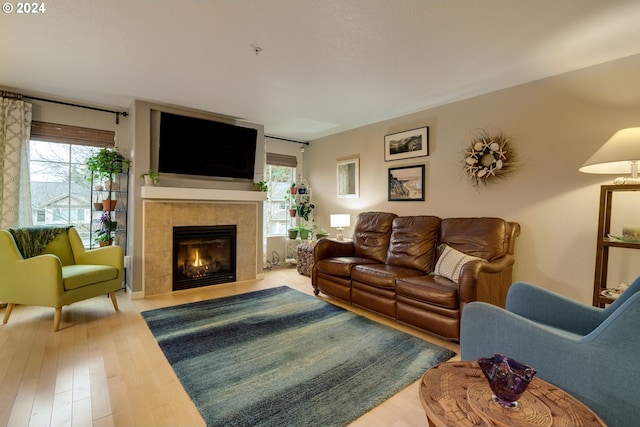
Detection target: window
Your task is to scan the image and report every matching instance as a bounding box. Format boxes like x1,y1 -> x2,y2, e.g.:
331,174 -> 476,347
29,121 -> 115,246
264,164 -> 296,236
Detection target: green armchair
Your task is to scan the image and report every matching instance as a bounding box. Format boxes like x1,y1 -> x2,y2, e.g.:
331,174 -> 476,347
0,226 -> 123,331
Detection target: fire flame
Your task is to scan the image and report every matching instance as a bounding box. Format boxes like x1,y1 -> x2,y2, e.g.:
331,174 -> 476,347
192,248 -> 203,267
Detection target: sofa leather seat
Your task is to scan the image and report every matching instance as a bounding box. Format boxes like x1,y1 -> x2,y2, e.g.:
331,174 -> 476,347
312,212 -> 519,340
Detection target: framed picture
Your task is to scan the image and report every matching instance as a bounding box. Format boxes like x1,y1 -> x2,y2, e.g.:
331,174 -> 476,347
337,158 -> 359,198
384,126 -> 429,161
388,164 -> 425,201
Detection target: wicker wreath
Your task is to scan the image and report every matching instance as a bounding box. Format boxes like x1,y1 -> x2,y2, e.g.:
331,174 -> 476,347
464,130 -> 515,186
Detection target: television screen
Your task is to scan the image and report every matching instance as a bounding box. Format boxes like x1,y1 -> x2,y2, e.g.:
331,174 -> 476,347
158,112 -> 258,180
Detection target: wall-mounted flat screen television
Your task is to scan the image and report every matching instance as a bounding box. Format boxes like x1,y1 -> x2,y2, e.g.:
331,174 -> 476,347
157,112 -> 258,180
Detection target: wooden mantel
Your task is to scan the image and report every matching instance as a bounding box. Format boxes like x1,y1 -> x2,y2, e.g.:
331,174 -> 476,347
140,186 -> 267,202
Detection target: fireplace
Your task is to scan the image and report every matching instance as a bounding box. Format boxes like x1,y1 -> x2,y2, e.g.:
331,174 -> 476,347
173,225 -> 237,291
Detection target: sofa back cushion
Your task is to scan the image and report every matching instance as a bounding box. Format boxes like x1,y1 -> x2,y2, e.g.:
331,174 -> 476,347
440,217 -> 511,261
386,216 -> 441,272
353,212 -> 397,263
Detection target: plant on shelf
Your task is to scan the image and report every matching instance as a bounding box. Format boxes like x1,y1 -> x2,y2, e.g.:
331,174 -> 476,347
253,181 -> 268,192
140,169 -> 160,185
296,197 -> 314,221
99,211 -> 117,232
87,146 -> 130,214
284,193 -> 296,217
95,230 -> 113,247
86,147 -> 131,182
315,228 -> 330,239
297,176 -> 308,194
299,223 -> 311,240
287,227 -> 299,239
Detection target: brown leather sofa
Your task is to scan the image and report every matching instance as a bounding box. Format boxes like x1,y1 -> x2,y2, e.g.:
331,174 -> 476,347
312,212 -> 520,340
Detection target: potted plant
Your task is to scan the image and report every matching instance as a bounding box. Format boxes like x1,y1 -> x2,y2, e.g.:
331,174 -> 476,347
95,230 -> 113,247
99,211 -> 117,232
287,227 -> 299,239
315,228 -> 330,239
296,198 -> 314,221
140,169 -> 160,186
289,183 -> 298,195
93,193 -> 103,211
297,177 -> 308,194
103,196 -> 117,211
299,224 -> 310,240
253,181 -> 268,192
86,147 -> 131,182
87,147 -> 130,212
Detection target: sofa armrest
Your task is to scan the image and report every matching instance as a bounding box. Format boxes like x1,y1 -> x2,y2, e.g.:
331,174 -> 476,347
313,239 -> 354,263
506,281 -> 605,335
458,255 -> 514,306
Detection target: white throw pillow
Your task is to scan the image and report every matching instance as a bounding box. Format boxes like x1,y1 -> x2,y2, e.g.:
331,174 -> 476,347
434,244 -> 485,284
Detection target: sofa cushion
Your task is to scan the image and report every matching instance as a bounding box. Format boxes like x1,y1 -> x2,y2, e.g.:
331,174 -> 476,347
352,212 -> 397,263
440,217 -> 510,261
62,264 -> 119,290
386,215 -> 440,272
434,244 -> 485,284
316,257 -> 378,277
352,263 -> 423,288
396,275 -> 459,309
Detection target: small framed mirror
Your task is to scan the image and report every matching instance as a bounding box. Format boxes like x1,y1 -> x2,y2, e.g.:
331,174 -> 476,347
337,158 -> 359,198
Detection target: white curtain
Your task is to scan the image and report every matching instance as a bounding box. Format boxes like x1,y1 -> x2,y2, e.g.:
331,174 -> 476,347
0,92 -> 33,229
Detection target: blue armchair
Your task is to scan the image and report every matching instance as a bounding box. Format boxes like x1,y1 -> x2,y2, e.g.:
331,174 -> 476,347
460,277 -> 640,427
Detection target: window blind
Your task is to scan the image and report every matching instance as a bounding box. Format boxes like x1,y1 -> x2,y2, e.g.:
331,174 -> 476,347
266,152 -> 297,167
30,121 -> 115,147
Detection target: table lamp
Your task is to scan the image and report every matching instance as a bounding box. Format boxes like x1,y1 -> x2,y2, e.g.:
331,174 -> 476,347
579,127 -> 640,184
330,214 -> 350,241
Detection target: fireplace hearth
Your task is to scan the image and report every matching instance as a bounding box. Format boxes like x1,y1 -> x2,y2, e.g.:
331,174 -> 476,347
173,225 -> 236,291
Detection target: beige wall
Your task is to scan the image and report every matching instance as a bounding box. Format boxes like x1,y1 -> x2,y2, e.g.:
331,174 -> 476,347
304,54 -> 640,303
13,53 -> 640,302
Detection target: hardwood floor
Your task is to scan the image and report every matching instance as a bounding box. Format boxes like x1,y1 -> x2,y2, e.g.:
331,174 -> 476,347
0,266 -> 459,427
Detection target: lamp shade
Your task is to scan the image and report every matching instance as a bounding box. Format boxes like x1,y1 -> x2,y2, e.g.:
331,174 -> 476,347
330,214 -> 350,228
579,127 -> 640,175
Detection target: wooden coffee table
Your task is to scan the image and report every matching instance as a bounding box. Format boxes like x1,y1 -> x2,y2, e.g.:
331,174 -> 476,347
419,361 -> 606,427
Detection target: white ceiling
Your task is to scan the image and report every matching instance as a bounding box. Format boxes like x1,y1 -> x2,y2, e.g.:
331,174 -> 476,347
3,0 -> 640,141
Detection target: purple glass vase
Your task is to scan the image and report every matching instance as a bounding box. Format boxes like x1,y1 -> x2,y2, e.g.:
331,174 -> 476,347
478,354 -> 536,408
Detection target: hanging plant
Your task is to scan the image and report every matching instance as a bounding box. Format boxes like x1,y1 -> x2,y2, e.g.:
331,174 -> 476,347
464,129 -> 516,187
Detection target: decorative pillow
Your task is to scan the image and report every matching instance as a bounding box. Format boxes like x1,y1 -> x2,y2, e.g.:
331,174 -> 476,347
434,244 -> 485,284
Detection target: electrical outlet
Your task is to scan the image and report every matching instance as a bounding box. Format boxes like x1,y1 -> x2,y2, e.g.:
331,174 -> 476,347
124,255 -> 132,268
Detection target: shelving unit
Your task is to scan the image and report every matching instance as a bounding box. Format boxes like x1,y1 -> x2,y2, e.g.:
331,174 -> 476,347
592,184 -> 640,307
89,170 -> 128,253
284,182 -> 313,263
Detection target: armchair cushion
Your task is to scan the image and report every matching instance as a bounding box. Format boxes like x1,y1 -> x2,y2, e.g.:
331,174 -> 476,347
62,264 -> 119,290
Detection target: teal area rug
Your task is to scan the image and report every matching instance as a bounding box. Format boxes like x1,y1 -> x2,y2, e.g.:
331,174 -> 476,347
141,286 -> 455,426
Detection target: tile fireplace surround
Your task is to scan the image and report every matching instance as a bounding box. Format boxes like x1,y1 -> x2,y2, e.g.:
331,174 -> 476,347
141,187 -> 264,296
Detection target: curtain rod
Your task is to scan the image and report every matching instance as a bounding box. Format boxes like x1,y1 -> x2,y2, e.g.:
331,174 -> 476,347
24,95 -> 129,124
265,134 -> 309,145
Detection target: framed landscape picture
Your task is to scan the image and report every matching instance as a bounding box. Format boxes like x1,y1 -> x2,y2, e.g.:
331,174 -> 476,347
384,126 -> 429,161
388,164 -> 425,201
